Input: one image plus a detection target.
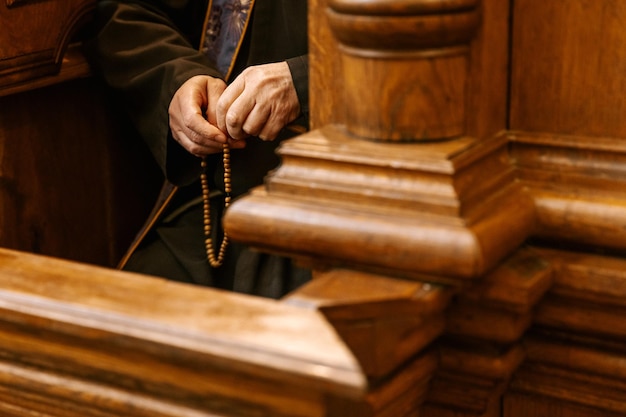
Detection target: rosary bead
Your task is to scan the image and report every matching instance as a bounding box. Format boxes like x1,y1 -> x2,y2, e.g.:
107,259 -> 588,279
200,143 -> 231,268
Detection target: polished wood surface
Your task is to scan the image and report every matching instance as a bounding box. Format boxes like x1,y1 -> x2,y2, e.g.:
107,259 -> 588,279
0,0 -> 95,90
1,0 -> 626,416
228,0 -> 626,416
510,0 -> 626,138
0,248 -> 365,417
0,2 -> 161,266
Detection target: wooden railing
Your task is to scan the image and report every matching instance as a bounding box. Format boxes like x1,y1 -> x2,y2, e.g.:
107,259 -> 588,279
0,248 -> 365,416
0,0 -> 625,416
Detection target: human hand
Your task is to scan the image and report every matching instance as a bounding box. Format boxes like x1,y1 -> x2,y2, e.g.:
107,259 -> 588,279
168,75 -> 246,157
216,62 -> 301,141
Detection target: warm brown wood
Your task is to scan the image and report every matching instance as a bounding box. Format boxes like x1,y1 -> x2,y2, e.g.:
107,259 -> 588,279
0,43 -> 91,97
505,394 -> 625,417
225,127 -> 534,281
421,248 -> 552,417
465,0 -> 509,139
308,0 -> 344,129
0,247 -> 366,417
503,249 -> 626,417
509,0 -> 626,138
285,269 -> 452,378
510,131 -> 626,252
0,76 -> 161,266
229,0 -> 626,415
325,0 -> 479,141
0,0 -> 95,89
533,249 -> 626,340
2,0 -> 626,416
0,0 -> 161,266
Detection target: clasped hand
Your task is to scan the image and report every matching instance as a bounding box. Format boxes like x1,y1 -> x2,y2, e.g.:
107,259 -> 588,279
168,62 -> 301,157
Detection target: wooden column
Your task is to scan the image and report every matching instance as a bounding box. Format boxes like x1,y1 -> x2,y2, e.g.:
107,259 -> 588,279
224,0 -> 546,416
326,0 -> 478,141
225,0 -> 533,281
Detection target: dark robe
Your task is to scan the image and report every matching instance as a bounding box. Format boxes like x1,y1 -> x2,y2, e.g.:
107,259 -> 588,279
83,0 -> 311,298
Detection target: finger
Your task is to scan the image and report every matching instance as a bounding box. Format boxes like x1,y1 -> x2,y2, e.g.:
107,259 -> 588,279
216,78 -> 244,134
205,78 -> 227,126
225,95 -> 257,140
186,112 -> 228,144
241,103 -> 270,138
257,115 -> 284,141
169,82 -> 228,145
217,79 -> 257,140
172,129 -> 226,156
227,137 -> 248,149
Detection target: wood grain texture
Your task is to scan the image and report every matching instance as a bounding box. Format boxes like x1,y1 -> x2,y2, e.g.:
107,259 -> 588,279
2,0 -> 626,416
225,127 -> 534,281
0,248 -> 366,416
505,248 -> 626,417
465,0 -> 509,138
285,269 -> 452,377
0,0 -> 95,87
0,76 -> 161,266
0,43 -> 91,97
341,52 -> 468,140
508,342 -> 626,416
325,0 -> 479,141
510,131 -> 626,251
532,248 -> 626,338
421,248 -> 550,416
509,0 -> 626,138
308,0 -> 344,129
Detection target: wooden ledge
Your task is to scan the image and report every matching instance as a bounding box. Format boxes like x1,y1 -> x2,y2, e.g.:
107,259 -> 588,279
510,131 -> 626,251
0,43 -> 92,97
0,0 -> 95,91
225,126 -> 535,282
0,248 -> 366,415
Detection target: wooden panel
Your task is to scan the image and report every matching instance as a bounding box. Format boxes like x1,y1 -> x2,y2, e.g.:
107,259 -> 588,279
0,0 -> 95,88
286,269 -> 452,378
0,75 -> 161,266
308,0 -> 344,129
466,0 -> 509,139
510,0 -> 626,137
505,393 -> 625,417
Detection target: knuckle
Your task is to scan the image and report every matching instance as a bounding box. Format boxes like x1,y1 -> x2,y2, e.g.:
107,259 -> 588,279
216,100 -> 228,115
225,111 -> 240,127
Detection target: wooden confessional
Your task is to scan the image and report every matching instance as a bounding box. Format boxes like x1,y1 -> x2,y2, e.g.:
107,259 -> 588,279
0,0 -> 625,416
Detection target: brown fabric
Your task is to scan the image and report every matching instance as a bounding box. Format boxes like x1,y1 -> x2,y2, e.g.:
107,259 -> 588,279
123,188 -> 311,298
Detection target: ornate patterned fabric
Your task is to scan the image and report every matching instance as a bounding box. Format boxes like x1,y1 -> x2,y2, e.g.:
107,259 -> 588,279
201,0 -> 254,79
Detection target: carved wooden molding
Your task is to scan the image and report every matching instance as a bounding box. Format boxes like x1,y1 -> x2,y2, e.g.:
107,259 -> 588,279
225,127 -> 535,282
421,246 -> 552,415
327,0 -> 480,53
324,0 -> 480,141
0,248 -> 366,416
505,248 -> 626,416
510,131 -> 626,251
285,269 -> 452,378
0,0 -> 96,90
6,0 -> 52,7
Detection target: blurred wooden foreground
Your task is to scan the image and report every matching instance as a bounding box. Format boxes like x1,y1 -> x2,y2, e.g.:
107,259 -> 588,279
1,0 -> 626,416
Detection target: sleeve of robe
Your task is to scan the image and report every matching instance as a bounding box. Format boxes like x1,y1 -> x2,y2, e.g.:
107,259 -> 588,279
83,0 -> 309,186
